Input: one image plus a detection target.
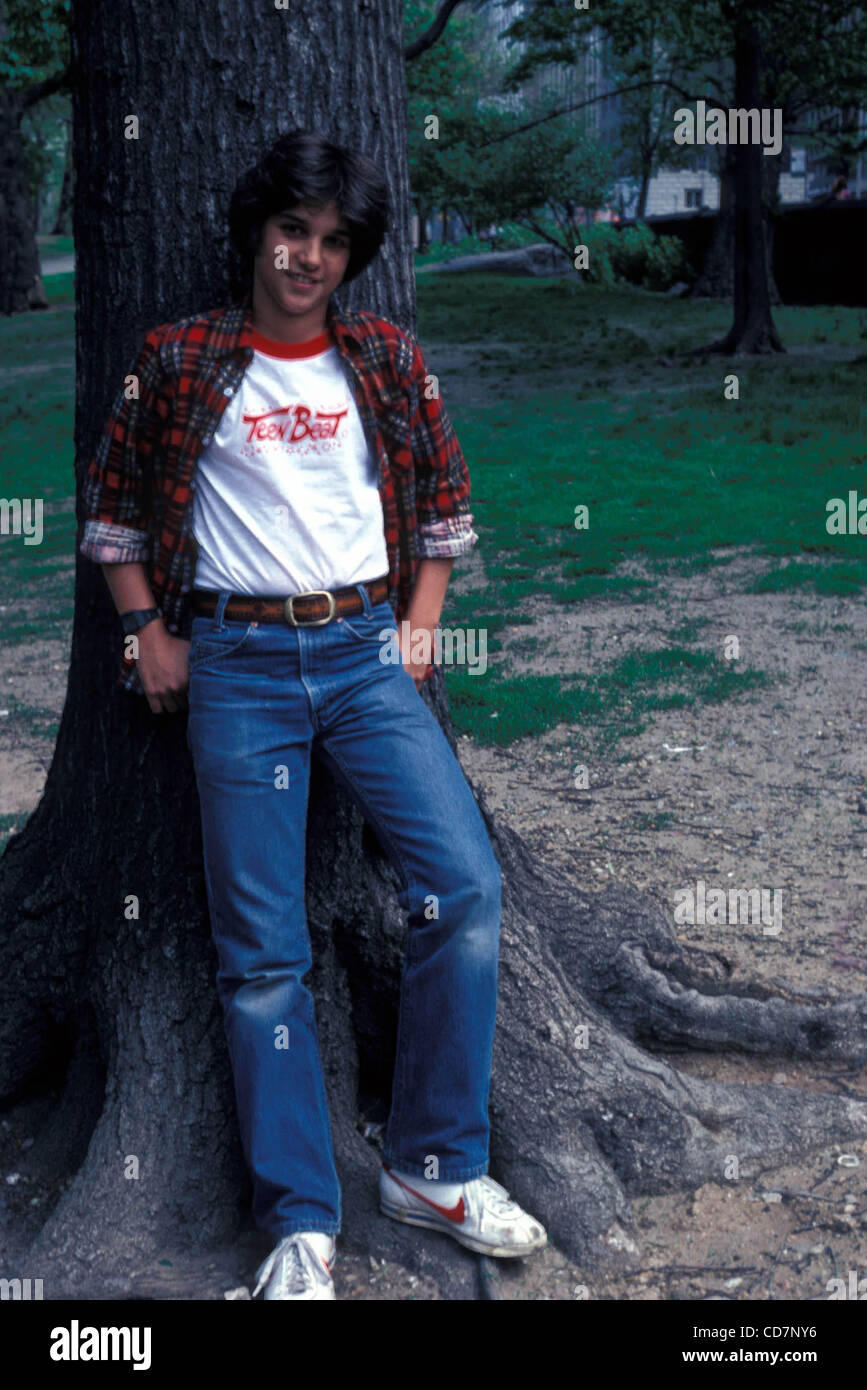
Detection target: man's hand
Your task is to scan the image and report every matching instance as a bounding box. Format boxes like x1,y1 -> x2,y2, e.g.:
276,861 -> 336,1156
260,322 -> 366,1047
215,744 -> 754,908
397,623 -> 434,691
402,557 -> 452,690
135,620 -> 191,714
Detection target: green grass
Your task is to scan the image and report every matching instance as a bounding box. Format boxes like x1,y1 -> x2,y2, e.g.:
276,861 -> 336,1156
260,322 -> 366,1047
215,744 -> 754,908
744,558 -> 867,596
409,273 -> 867,742
1,261 -> 863,751
633,810 -> 676,831
419,273 -> 867,361
43,272 -> 76,303
452,369 -> 867,583
0,695 -> 60,742
37,234 -> 75,259
444,642 -> 770,747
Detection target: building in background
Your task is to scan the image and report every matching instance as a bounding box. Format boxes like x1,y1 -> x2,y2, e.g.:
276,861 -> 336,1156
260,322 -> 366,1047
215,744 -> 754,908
612,147 -> 809,218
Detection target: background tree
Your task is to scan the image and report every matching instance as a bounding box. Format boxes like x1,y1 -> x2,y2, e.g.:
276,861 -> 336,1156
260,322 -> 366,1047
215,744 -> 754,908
406,2 -> 613,260
435,104 -> 613,260
19,88 -> 69,233
0,0 -> 69,313
404,0 -> 480,247
499,0 -> 867,353
2,0 -> 867,1301
503,0 -> 700,222
49,109 -> 72,235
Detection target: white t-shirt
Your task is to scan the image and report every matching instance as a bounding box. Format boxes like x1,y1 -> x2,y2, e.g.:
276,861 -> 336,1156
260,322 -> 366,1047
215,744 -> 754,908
192,326 -> 389,594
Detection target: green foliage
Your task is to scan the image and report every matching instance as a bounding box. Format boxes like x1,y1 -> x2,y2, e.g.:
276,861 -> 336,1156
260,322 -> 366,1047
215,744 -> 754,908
404,0 -> 482,212
488,219 -> 688,290
602,222 -> 690,291
3,0 -> 71,224
415,223 -> 542,265
508,0 -> 867,188
0,0 -> 69,88
500,0 -> 723,202
410,97 -> 613,251
405,0 -> 612,245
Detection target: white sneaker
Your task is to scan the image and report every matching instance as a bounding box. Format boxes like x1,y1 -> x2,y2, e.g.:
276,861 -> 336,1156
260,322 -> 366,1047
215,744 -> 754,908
252,1232 -> 336,1300
379,1165 -> 547,1258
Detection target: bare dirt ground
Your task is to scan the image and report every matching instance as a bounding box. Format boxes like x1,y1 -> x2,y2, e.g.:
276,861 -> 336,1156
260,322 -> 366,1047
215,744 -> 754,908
1,544 -> 866,1300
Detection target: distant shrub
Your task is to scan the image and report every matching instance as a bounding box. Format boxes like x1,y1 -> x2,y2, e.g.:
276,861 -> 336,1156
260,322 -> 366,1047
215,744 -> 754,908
578,225 -> 619,287
414,223 -> 546,264
415,218 -> 691,291
608,222 -> 691,290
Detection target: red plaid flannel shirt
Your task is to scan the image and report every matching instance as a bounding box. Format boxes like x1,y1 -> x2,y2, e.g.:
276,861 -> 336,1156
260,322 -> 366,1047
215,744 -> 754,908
79,293 -> 477,693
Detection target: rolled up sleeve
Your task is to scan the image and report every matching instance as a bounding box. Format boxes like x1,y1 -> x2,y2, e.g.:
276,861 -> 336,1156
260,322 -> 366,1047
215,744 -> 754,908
79,329 -> 169,565
405,338 -> 479,560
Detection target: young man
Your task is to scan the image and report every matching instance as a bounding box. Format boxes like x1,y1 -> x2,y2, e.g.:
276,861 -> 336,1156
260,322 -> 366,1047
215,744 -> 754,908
79,130 -> 546,1300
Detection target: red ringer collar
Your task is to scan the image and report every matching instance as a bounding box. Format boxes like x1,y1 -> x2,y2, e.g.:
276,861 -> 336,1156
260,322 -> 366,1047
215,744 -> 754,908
250,326 -> 334,359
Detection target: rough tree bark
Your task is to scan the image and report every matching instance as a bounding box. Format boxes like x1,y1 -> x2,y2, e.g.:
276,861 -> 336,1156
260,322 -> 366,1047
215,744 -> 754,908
1,0 -> 865,1302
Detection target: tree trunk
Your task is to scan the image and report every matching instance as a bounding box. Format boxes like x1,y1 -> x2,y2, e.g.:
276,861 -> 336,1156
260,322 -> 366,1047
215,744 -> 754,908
51,127 -> 74,237
699,20 -> 784,353
0,82 -> 49,313
635,91 -> 653,220
690,148 -> 736,300
761,143 -> 783,306
415,197 -> 431,252
636,164 -> 651,221
2,0 -> 864,1303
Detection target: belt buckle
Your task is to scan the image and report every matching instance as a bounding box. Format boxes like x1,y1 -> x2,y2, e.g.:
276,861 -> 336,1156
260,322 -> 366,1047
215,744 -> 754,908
283,589 -> 338,627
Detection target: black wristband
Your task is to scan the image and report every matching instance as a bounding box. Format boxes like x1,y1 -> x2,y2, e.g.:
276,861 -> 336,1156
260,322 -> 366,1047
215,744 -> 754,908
120,607 -> 161,637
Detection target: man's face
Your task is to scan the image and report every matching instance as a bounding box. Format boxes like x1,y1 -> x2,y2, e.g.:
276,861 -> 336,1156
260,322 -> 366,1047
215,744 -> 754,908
252,201 -> 352,334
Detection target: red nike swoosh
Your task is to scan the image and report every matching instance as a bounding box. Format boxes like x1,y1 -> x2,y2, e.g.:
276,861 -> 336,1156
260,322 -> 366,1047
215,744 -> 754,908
385,1167 -> 466,1223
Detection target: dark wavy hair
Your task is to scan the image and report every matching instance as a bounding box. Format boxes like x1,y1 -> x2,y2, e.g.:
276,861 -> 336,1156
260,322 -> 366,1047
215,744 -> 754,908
227,129 -> 389,300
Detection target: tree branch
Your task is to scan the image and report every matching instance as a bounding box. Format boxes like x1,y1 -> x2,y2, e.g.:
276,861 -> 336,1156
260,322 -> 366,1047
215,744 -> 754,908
404,0 -> 468,61
475,79 -> 707,147
22,65 -> 73,110
521,213 -> 572,262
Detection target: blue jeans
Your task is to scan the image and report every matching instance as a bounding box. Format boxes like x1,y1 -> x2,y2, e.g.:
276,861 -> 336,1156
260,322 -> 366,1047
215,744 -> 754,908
185,583 -> 502,1239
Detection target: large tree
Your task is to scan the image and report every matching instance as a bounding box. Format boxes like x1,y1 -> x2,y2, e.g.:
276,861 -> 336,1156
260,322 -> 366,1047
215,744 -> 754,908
2,0 -> 867,1301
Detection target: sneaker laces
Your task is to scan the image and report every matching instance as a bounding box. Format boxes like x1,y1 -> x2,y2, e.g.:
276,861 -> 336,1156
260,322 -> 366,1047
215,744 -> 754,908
477,1174 -> 521,1217
253,1235 -> 325,1298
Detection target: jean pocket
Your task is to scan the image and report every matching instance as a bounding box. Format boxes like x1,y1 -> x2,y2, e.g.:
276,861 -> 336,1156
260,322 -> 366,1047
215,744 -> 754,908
188,620 -> 257,670
338,603 -> 396,645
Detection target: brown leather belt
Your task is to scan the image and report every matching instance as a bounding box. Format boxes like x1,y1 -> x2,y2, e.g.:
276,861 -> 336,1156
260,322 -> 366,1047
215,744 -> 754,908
192,575 -> 390,627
